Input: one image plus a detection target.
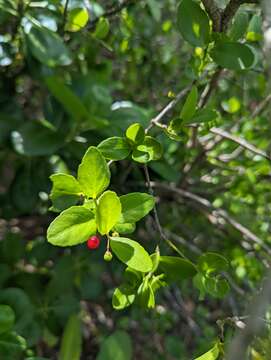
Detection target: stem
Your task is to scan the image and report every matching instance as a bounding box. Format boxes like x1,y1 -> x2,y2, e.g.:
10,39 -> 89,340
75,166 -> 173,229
62,0 -> 70,33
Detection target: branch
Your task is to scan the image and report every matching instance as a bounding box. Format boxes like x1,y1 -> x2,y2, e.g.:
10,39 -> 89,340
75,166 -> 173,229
143,165 -> 167,244
210,127 -> 271,161
198,69 -> 223,108
202,0 -> 221,32
252,93 -> 271,117
221,0 -> 259,32
151,182 -> 271,256
62,0 -> 70,34
146,86 -> 191,133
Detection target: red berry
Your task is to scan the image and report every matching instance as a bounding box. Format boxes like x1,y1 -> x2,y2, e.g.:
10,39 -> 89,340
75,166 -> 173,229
87,235 -> 100,250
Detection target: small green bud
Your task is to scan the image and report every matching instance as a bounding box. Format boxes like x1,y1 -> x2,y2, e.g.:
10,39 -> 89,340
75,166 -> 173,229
104,250 -> 113,262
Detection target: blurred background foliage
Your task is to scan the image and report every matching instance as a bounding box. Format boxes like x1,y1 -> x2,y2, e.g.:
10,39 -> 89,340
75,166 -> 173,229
0,0 -> 271,359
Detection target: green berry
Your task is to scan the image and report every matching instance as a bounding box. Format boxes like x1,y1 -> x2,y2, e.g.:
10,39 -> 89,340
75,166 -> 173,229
104,250 -> 113,262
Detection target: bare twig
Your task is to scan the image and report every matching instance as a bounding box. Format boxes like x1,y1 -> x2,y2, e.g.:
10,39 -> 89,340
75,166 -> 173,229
151,182 -> 271,255
198,69 -> 223,108
143,165 -> 167,243
146,86 -> 191,133
210,127 -> 271,161
252,93 -> 271,117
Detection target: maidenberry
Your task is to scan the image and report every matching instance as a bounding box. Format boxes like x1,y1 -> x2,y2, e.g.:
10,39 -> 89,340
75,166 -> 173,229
87,235 -> 100,250
104,250 -> 113,262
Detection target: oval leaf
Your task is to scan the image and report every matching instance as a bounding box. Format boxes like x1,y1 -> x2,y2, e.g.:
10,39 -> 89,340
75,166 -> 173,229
180,86 -> 198,122
47,206 -> 96,247
110,237 -> 152,272
78,147 -> 110,199
98,137 -> 131,160
66,7 -> 89,32
136,136 -> 163,162
125,123 -> 145,144
59,314 -> 82,360
210,41 -> 255,70
158,256 -> 197,281
177,0 -> 210,47
96,191 -> 121,235
96,331 -> 132,360
0,305 -> 15,334
112,285 -> 135,310
194,342 -> 220,360
119,192 -> 155,223
26,26 -> 72,67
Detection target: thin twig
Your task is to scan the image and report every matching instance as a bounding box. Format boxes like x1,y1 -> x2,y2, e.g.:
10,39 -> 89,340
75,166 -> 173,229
151,182 -> 271,255
198,69 -> 223,108
252,93 -> 271,117
210,127 -> 271,161
145,86 -> 191,133
143,165 -> 167,243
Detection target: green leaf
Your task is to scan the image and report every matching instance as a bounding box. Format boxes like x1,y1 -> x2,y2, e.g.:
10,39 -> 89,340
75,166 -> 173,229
193,273 -> 230,299
96,331 -> 132,360
59,314 -> 82,360
147,0 -> 161,21
229,11 -> 249,41
158,256 -> 197,281
210,41 -> 255,70
125,123 -> 145,144
135,136 -> 163,162
246,14 -> 262,42
45,76 -> 98,126
11,121 -> 64,156
124,267 -> 142,288
119,192 -> 155,223
131,148 -> 150,163
112,285 -> 135,310
180,86 -> 198,122
47,206 -> 96,247
50,173 -> 82,196
66,7 -> 89,32
0,332 -> 27,359
164,124 -> 182,141
186,108 -> 218,124
177,0 -> 210,47
150,250 -> 160,273
97,191 -> 121,235
0,288 -> 34,334
137,280 -> 155,309
221,97 -> 241,113
194,342 -> 220,360
26,26 -> 72,67
205,276 -> 230,298
114,222 -> 136,234
93,17 -> 110,39
98,137 -> 131,160
110,237 -> 153,272
77,147 -> 110,199
11,168 -> 38,213
0,305 -> 15,334
198,252 -> 229,274
49,174 -> 83,212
